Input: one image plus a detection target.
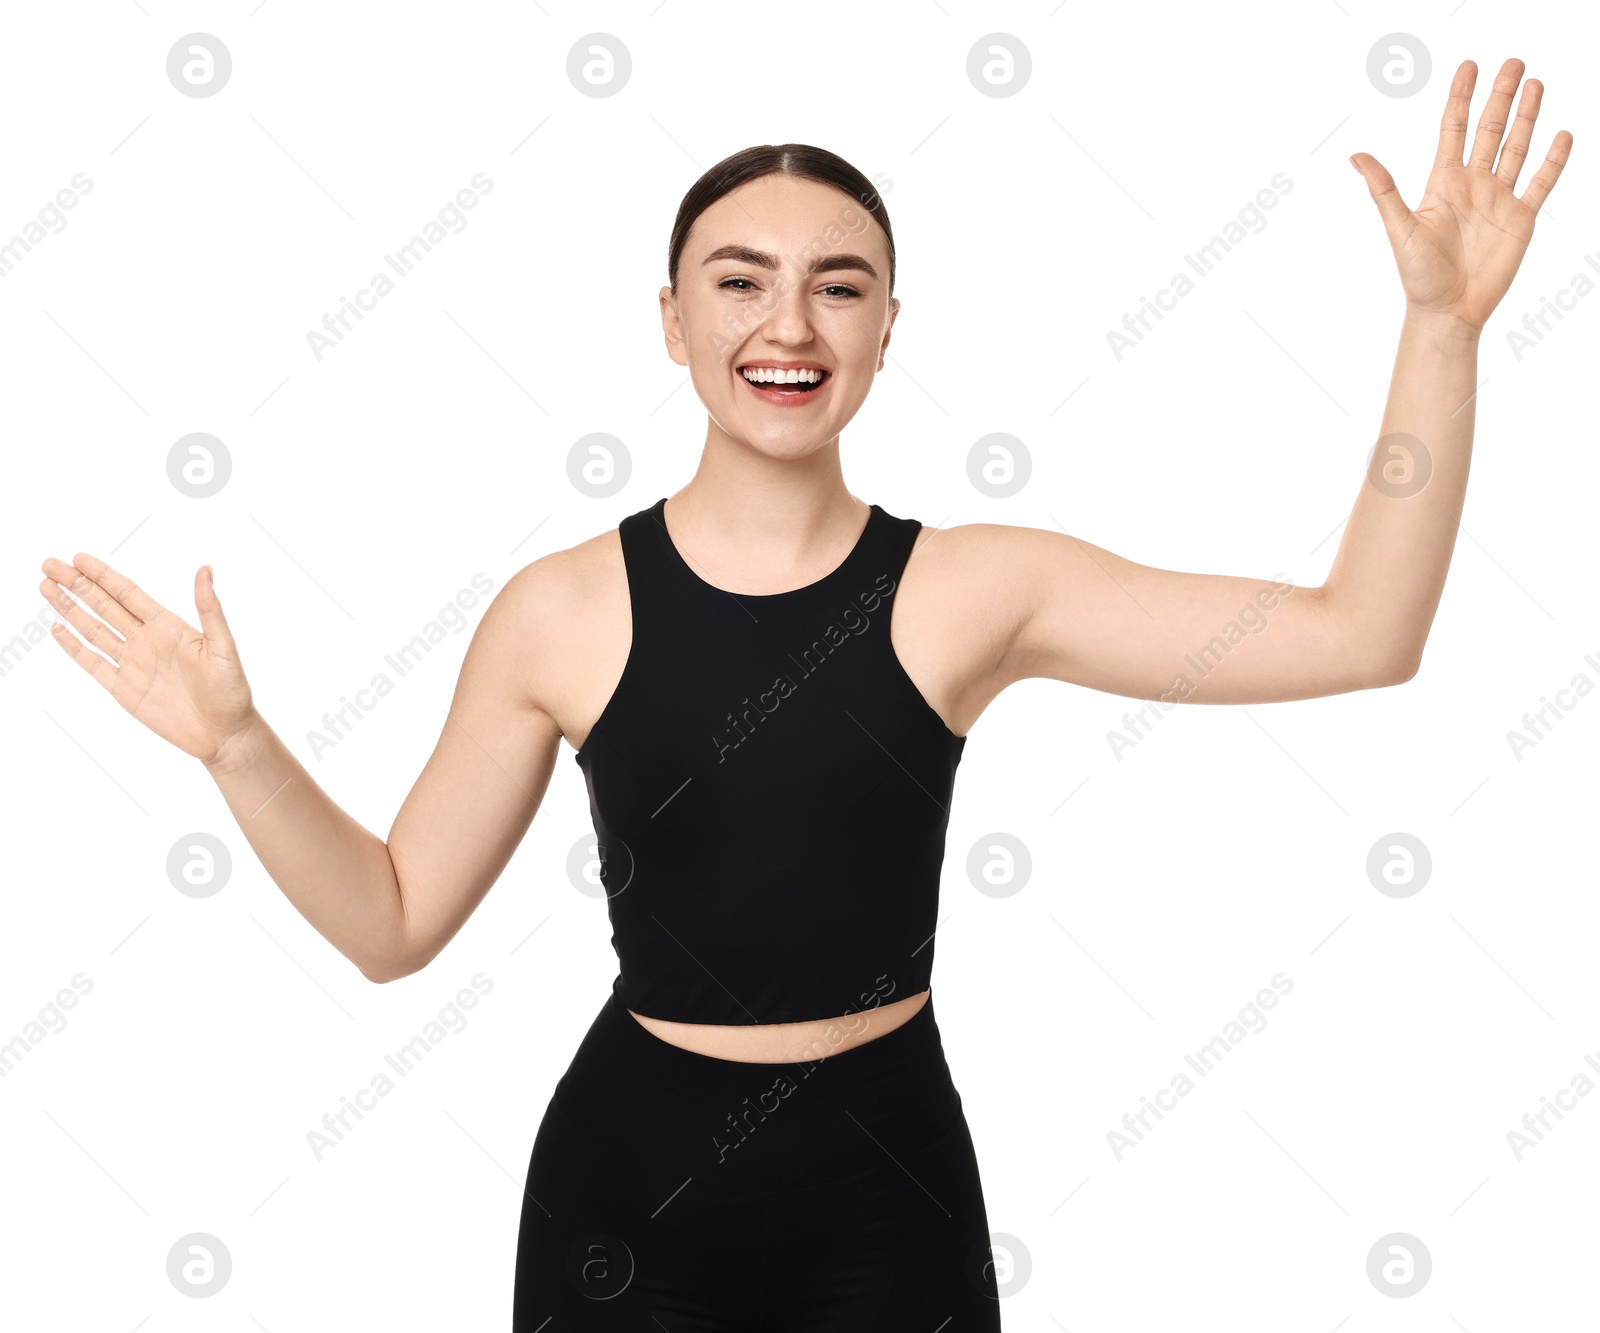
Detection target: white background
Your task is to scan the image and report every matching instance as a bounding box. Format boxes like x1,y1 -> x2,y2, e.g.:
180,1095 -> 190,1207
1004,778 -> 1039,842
1,1 -> 1594,1328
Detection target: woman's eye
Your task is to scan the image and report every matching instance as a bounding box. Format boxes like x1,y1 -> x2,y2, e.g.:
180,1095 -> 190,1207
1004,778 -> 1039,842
717,277 -> 861,298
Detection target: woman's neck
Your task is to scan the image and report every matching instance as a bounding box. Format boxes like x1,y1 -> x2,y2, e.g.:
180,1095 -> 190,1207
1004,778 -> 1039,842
664,431 -> 869,589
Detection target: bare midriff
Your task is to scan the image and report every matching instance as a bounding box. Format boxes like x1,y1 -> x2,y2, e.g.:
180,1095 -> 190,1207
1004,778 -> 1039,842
627,988 -> 930,1064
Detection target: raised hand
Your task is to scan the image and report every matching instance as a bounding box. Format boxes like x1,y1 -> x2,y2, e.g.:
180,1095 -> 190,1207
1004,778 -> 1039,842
40,556 -> 258,766
1350,57 -> 1573,331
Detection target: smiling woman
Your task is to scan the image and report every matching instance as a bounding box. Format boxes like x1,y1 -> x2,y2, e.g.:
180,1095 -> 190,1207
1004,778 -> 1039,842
519,147 -> 1007,1328
37,61 -> 1573,1330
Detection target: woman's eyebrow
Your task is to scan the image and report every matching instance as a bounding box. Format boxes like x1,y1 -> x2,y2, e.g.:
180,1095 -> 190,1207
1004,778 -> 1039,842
700,244 -> 879,280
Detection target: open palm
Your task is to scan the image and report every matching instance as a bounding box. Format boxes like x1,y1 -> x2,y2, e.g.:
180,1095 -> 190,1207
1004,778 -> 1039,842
1352,57 -> 1573,330
40,555 -> 255,765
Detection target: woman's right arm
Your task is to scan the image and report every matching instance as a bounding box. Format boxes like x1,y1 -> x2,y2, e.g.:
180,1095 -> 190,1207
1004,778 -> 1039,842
42,553 -> 568,984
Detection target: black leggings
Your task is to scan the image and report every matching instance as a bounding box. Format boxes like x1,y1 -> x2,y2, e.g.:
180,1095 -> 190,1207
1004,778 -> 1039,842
513,986 -> 1001,1330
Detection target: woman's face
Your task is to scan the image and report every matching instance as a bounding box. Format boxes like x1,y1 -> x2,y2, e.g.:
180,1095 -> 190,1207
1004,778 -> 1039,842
660,173 -> 898,461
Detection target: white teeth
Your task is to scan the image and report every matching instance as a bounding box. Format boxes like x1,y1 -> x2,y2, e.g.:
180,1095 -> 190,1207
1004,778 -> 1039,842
740,367 -> 824,384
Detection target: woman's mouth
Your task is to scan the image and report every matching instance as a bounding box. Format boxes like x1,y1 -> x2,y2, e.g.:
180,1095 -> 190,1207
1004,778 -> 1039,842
737,365 -> 831,406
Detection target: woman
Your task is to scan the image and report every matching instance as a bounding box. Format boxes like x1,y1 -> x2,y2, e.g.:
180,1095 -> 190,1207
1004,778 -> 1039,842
39,56 -> 1569,1330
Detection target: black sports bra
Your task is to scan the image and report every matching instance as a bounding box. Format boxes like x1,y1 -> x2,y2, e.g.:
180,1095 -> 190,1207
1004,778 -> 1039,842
574,496 -> 967,1025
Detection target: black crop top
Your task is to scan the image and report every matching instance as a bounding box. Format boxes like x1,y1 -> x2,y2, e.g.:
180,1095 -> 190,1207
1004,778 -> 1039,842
574,496 -> 967,1025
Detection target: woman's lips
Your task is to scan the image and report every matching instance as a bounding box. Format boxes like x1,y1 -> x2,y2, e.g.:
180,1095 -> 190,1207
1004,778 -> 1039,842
737,370 -> 832,407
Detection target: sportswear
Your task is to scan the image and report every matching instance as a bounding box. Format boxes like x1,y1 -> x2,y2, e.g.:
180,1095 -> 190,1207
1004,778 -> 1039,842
512,986 -> 1001,1328
574,496 -> 967,1025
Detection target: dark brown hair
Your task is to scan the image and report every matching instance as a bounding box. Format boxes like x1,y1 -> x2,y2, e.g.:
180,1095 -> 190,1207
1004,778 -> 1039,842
667,143 -> 895,297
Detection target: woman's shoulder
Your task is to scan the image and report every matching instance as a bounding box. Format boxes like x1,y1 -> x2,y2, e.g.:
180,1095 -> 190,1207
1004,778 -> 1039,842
497,516 -> 625,626
902,514 -> 1044,576
472,516 -> 629,729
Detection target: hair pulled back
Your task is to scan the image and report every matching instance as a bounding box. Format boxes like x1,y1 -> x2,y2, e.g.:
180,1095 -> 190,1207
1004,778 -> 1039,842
666,144 -> 895,296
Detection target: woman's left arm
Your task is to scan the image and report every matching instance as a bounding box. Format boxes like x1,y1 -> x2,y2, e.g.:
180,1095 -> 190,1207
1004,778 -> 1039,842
975,57 -> 1572,708
1329,56 -> 1570,683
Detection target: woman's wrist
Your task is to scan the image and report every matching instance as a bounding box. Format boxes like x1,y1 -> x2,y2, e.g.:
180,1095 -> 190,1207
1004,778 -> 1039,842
1402,303 -> 1484,346
203,708 -> 268,777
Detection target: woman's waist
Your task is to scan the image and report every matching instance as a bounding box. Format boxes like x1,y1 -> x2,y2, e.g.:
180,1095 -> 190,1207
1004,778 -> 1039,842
559,982 -> 952,1109
551,985 -> 961,1189
627,986 -> 933,1063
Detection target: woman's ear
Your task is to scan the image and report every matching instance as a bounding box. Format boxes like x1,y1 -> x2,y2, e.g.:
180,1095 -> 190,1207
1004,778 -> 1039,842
659,285 -> 688,367
878,296 -> 900,369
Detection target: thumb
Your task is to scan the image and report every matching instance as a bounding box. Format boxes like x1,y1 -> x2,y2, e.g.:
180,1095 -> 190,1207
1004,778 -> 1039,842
1349,152 -> 1412,236
194,564 -> 240,659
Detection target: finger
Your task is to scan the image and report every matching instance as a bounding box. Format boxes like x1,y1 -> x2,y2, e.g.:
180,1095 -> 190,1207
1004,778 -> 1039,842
1467,58 -> 1524,169
1435,60 -> 1478,168
193,565 -> 240,659
40,575 -> 126,664
46,615 -> 120,694
39,556 -> 143,636
1350,152 -> 1413,236
1495,78 -> 1543,189
1468,57 -> 1526,170
1519,129 -> 1574,215
69,552 -> 164,629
